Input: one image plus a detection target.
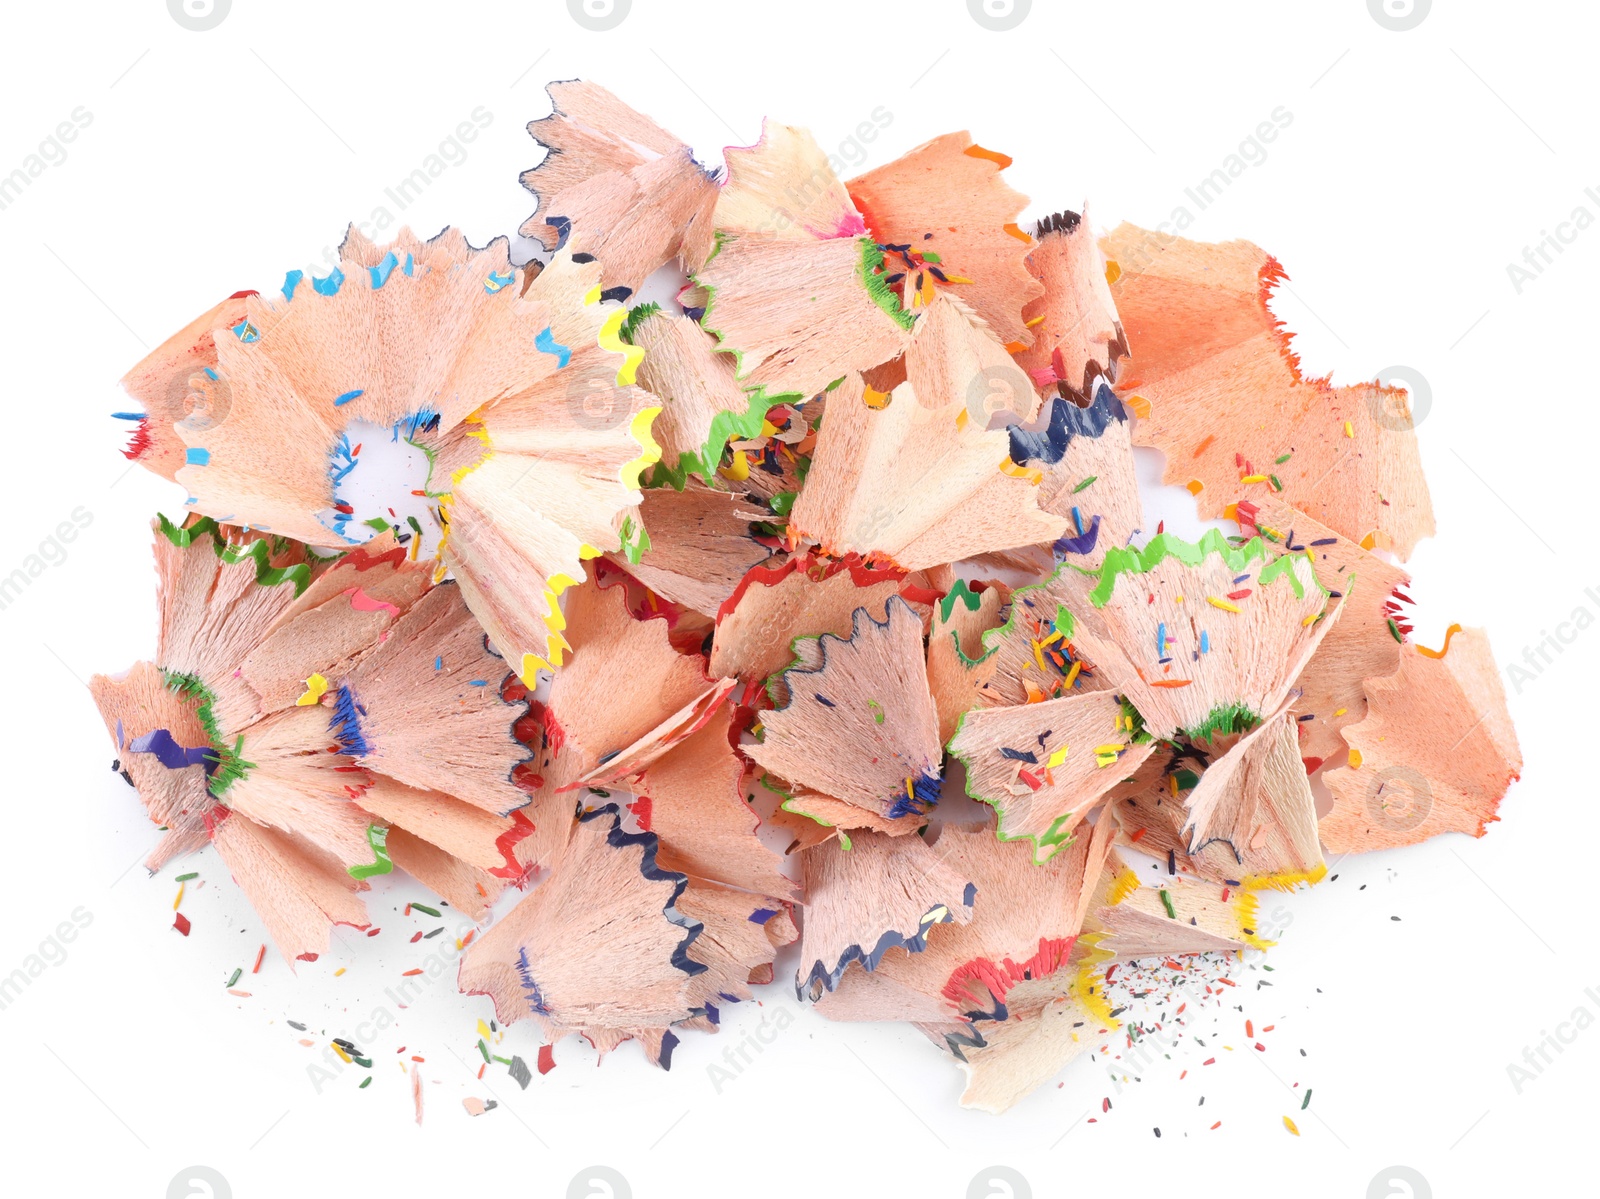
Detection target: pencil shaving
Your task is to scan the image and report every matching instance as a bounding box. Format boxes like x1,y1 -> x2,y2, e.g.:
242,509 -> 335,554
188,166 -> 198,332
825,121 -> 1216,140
91,77 -> 1521,1120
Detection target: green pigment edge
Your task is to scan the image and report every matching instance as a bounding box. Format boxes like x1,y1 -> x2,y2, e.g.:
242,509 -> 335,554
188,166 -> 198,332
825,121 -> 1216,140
160,668 -> 256,796
1089,528 -> 1328,609
647,383 -> 803,491
157,514 -> 313,597
946,705 -> 1077,867
693,234 -> 917,394
348,823 -> 394,881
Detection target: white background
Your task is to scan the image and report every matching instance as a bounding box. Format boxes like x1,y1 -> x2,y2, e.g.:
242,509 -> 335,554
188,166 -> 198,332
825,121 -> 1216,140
0,1 -> 1591,1196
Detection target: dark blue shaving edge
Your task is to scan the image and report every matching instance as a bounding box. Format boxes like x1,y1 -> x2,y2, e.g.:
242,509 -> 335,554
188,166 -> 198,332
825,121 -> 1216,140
797,894 -> 974,999
436,582 -> 536,820
940,1023 -> 989,1061
506,805 -> 713,1070
938,997 -> 1016,1060
943,994 -> 1022,1056
1183,827 -> 1244,866
579,803 -> 707,979
512,803 -> 713,1069
1008,380 -> 1127,466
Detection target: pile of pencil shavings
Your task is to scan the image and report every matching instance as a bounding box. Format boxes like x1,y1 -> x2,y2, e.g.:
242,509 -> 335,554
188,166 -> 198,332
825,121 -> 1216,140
93,80 -> 1521,1114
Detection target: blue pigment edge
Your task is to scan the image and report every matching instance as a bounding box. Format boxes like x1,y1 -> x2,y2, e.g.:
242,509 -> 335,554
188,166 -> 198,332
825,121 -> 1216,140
798,880 -> 978,998
1007,379 -> 1127,467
